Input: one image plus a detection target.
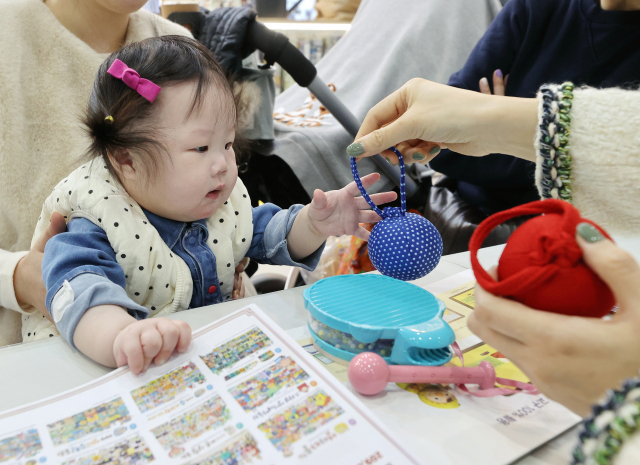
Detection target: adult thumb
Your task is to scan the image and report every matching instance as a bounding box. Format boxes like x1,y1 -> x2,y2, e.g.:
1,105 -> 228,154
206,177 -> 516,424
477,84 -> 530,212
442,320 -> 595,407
352,118 -> 414,159
32,211 -> 67,253
576,222 -> 640,308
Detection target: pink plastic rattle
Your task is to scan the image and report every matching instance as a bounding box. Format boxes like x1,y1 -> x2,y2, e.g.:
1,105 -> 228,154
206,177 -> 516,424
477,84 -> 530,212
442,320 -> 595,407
348,352 -> 496,396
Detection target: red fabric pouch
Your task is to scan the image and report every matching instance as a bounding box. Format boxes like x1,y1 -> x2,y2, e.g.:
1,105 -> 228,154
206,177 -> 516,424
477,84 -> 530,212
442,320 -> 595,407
469,200 -> 615,317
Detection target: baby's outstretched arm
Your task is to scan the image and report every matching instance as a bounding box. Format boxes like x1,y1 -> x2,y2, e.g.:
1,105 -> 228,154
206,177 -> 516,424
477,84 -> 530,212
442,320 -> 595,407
287,172 -> 397,260
73,305 -> 191,374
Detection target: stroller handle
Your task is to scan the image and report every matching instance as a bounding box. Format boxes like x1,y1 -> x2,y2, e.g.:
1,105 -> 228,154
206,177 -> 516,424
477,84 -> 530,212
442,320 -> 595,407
245,20 -> 418,196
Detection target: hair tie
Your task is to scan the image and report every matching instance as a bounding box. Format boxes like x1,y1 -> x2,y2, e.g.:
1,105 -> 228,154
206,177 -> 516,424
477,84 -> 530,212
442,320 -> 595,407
104,115 -> 114,124
107,59 -> 161,103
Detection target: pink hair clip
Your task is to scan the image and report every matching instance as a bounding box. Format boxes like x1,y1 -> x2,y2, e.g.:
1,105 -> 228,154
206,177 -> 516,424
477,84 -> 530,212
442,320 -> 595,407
107,59 -> 161,103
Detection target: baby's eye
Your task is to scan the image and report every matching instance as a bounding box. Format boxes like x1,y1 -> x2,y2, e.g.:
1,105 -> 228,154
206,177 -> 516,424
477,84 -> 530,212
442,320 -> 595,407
193,146 -> 208,153
225,142 -> 233,150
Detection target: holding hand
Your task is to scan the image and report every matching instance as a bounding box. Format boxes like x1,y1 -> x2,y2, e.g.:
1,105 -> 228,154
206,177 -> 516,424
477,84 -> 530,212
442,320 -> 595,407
347,78 -> 537,165
14,211 -> 67,319
468,230 -> 640,416
113,318 -> 192,375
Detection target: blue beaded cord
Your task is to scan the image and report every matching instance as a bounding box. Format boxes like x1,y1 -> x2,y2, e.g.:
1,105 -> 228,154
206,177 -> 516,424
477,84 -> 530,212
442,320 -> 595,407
349,146 -> 406,218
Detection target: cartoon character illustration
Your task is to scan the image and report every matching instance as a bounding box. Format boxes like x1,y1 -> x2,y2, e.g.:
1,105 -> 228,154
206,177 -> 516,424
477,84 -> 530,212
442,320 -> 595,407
397,383 -> 461,409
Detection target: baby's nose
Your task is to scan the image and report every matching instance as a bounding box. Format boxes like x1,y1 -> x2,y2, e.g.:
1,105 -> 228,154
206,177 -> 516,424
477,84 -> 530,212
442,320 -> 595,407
211,157 -> 228,176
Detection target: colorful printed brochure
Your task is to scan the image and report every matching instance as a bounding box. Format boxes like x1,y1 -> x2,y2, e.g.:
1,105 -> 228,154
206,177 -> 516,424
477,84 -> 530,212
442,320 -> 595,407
0,305 -> 417,465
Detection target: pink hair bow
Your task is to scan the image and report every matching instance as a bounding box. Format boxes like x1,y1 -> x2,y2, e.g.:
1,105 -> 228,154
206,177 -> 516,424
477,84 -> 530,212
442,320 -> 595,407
107,59 -> 161,103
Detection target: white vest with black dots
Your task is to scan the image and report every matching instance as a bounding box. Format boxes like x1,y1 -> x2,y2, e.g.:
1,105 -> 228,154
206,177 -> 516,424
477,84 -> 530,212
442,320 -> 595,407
22,161 -> 252,342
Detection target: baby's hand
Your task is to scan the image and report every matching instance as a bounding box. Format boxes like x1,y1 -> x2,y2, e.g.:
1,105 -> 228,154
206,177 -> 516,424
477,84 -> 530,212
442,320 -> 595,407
112,318 -> 192,375
479,69 -> 508,96
307,172 -> 397,241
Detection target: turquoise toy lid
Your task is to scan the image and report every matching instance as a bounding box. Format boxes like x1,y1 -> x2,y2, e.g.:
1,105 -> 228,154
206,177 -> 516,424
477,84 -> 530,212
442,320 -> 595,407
303,274 -> 455,365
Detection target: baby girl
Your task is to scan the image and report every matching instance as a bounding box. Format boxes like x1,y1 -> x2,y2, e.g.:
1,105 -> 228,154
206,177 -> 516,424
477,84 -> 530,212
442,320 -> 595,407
26,36 -> 394,374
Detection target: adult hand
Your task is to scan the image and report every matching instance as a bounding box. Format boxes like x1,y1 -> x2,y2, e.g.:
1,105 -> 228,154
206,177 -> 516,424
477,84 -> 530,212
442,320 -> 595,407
14,212 -> 67,320
479,69 -> 508,96
346,78 -> 537,165
468,226 -> 640,416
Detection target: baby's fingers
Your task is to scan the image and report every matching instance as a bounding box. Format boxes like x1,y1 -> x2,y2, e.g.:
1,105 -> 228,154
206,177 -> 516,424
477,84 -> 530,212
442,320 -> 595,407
353,226 -> 371,242
119,330 -> 146,375
153,319 -> 181,366
139,327 -> 163,373
174,320 -> 192,353
354,192 -> 396,210
359,210 -> 383,224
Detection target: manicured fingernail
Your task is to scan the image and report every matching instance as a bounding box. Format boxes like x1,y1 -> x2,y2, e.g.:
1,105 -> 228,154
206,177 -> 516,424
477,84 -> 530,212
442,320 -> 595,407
347,142 -> 365,157
412,152 -> 425,160
577,223 -> 604,243
480,77 -> 489,86
429,146 -> 441,156
496,69 -> 503,78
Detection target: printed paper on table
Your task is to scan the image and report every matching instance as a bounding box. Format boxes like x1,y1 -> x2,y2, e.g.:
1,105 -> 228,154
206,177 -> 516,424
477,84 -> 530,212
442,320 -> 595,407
0,305 -> 417,465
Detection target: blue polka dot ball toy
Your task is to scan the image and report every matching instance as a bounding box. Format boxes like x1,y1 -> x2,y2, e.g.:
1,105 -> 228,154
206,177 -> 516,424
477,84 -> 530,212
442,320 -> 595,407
350,147 -> 443,281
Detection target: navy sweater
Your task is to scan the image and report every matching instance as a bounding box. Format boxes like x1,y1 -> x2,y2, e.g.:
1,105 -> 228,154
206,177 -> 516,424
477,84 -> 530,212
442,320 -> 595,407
429,0 -> 640,214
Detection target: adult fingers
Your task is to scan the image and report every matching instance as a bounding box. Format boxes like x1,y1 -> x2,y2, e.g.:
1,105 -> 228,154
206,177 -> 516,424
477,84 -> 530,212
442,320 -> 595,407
153,319 -> 180,366
479,77 -> 491,95
576,226 -> 640,309
353,86 -> 410,146
32,211 -> 67,253
353,112 -> 423,160
473,282 -> 568,344
467,312 -> 526,360
397,140 -> 441,164
493,70 -> 506,96
504,74 -> 509,89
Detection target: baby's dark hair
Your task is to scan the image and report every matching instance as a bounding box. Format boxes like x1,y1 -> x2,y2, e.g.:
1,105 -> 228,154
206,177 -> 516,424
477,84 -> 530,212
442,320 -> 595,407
83,35 -> 246,183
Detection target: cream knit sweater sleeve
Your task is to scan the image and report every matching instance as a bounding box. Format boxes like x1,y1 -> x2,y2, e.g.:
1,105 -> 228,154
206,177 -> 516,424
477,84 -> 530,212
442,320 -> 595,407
546,87 -> 640,234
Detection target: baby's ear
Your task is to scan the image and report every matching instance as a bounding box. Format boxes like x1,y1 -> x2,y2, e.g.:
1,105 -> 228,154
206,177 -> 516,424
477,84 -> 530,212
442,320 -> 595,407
109,149 -> 138,181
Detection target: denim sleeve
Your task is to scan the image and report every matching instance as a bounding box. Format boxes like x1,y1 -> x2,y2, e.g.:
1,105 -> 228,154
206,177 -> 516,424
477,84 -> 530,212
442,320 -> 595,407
43,218 -> 148,348
247,203 -> 324,271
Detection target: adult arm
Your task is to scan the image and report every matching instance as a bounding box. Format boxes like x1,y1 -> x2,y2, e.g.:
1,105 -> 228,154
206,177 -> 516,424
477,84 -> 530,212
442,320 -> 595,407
2,212 -> 67,318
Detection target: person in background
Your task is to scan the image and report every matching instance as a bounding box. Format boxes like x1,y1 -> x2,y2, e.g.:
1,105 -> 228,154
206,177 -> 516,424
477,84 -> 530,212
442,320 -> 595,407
427,0 -> 640,215
0,0 -> 192,346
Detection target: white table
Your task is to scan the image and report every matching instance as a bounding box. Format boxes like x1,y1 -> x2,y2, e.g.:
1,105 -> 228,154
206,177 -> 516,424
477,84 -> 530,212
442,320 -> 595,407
3,242 -> 638,464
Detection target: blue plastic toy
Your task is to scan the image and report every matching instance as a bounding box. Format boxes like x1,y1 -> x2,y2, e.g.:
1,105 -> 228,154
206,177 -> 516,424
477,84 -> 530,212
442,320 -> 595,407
303,274 -> 455,366
350,147 -> 443,281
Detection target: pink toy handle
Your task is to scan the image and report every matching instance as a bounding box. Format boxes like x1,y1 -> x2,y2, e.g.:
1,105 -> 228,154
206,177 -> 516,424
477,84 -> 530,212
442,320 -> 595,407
388,362 -> 496,390
450,342 -> 539,397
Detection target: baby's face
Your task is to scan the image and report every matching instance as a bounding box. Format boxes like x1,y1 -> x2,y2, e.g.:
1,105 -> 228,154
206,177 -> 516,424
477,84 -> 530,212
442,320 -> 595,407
126,81 -> 238,222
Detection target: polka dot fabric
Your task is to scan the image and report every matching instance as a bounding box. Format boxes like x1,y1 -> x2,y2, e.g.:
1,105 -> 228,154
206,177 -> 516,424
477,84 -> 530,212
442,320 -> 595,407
350,148 -> 443,281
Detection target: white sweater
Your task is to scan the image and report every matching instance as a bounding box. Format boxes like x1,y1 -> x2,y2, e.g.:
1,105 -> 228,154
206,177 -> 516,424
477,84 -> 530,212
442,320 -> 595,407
0,0 -> 191,346
556,87 -> 640,234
